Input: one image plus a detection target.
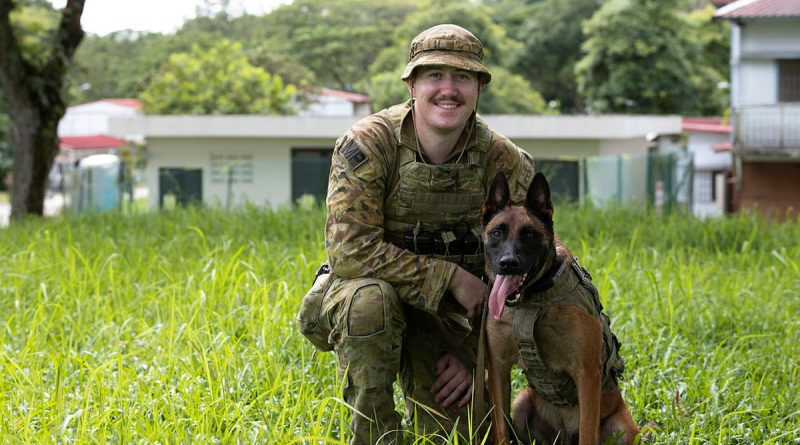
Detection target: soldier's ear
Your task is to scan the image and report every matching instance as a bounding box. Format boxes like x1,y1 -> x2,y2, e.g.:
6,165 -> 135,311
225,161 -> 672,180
482,172 -> 510,226
526,172 -> 553,220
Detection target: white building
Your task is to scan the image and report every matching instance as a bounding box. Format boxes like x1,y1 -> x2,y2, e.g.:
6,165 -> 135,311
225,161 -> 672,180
682,118 -> 732,218
298,89 -> 372,118
58,99 -> 143,138
716,0 -> 800,220
108,114 -> 681,210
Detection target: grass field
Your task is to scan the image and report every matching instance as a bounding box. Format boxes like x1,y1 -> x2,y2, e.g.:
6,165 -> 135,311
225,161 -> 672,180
0,205 -> 798,444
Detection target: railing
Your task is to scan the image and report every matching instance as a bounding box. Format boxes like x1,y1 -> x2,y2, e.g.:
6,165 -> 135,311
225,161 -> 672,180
734,104 -> 800,152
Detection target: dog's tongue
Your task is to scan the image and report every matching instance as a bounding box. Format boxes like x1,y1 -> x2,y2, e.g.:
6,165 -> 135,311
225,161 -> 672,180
489,274 -> 524,320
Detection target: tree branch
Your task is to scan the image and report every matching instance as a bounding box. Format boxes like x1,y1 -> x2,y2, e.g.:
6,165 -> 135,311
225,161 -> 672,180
0,0 -> 29,94
45,0 -> 86,78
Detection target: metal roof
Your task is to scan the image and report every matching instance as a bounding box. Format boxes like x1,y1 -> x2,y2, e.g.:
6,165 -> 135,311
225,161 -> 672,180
715,0 -> 800,19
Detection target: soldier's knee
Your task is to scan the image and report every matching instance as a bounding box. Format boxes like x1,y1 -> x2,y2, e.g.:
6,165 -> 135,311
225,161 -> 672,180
346,279 -> 402,337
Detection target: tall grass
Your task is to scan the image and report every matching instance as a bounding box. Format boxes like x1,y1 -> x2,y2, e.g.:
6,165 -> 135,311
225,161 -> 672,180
0,205 -> 797,444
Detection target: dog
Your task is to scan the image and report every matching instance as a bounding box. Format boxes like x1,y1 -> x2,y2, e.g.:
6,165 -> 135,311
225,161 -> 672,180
481,172 -> 639,445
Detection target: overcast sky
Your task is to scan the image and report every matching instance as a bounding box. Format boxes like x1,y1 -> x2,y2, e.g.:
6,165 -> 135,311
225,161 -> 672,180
49,0 -> 292,36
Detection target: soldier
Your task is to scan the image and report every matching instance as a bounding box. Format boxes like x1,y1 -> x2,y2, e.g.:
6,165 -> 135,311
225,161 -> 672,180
297,24 -> 535,444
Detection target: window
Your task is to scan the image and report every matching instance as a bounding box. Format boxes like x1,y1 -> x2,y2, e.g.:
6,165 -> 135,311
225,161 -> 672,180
778,59 -> 800,102
210,153 -> 253,184
695,172 -> 713,204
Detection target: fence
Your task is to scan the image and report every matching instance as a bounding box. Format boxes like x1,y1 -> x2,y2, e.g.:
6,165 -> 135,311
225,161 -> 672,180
537,151 -> 694,211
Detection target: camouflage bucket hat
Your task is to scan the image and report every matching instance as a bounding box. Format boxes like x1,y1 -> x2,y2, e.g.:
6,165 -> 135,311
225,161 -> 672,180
401,24 -> 492,84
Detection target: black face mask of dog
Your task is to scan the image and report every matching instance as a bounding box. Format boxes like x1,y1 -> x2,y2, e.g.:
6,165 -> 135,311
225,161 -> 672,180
481,172 -> 555,320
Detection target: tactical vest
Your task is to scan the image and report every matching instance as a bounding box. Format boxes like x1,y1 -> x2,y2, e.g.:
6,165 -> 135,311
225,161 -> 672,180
512,258 -> 625,407
377,104 -> 491,276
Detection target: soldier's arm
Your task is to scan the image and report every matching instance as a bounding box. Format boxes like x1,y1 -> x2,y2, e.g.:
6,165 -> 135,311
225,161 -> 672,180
484,133 -> 535,204
325,119 -> 457,314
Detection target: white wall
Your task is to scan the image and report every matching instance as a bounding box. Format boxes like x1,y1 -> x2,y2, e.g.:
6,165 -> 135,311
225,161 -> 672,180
738,60 -> 777,105
59,102 -> 140,136
741,20 -> 800,55
733,18 -> 800,107
145,137 -> 337,209
688,132 -> 732,171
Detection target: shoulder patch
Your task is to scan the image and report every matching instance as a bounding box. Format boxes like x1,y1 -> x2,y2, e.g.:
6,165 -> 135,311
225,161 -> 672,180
341,139 -> 369,170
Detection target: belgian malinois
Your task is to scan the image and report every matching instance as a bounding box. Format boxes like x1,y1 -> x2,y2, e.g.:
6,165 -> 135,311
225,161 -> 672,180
481,172 -> 638,445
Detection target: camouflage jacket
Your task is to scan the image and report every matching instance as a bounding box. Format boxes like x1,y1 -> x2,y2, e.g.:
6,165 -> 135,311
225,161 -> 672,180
326,100 -> 534,314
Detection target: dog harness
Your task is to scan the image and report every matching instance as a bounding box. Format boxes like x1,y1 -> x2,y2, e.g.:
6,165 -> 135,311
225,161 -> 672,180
512,258 -> 625,407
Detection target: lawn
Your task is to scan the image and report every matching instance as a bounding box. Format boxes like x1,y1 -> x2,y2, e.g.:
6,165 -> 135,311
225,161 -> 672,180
0,205 -> 797,443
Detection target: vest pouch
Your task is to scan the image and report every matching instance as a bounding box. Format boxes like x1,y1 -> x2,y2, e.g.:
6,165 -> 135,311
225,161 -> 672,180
296,272 -> 334,352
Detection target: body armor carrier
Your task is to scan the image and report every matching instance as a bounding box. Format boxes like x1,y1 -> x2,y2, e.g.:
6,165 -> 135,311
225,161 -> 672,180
377,104 -> 491,277
512,258 -> 625,407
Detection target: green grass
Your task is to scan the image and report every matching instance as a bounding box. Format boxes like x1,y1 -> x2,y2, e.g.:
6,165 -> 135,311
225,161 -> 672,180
0,204 -> 798,444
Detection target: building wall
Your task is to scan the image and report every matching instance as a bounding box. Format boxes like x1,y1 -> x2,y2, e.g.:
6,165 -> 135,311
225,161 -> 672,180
59,102 -> 141,136
144,137 -> 337,209
509,137 -> 648,159
741,19 -> 800,54
688,132 -> 731,171
737,60 -> 777,105
740,160 -> 800,221
733,18 -> 800,107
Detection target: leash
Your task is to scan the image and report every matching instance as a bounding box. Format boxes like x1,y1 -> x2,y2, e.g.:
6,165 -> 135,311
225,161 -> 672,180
473,296 -> 489,443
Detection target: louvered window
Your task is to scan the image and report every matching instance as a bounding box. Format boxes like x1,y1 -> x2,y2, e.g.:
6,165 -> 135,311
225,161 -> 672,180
779,59 -> 800,102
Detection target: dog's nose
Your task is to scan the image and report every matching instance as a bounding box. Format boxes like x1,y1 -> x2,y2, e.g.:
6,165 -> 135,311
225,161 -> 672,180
499,256 -> 519,272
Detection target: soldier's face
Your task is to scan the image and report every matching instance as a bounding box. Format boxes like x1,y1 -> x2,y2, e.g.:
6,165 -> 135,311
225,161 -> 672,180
408,65 -> 482,135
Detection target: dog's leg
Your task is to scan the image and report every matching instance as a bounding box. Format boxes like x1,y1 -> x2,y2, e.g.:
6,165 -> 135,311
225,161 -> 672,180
599,392 -> 639,445
511,388 -> 560,445
486,319 -> 517,445
539,306 -> 603,445
569,310 -> 603,445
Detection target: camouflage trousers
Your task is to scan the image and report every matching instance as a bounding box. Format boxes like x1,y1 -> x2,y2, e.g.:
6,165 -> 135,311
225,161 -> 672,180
300,273 -> 482,445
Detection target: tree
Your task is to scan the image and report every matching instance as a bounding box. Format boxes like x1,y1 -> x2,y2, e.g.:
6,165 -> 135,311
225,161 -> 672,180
139,40 -> 297,115
575,0 -> 713,115
685,4 -> 730,115
359,0 -> 546,114
0,0 -> 85,221
252,0 -> 421,91
507,0 -> 604,113
0,91 -> 12,189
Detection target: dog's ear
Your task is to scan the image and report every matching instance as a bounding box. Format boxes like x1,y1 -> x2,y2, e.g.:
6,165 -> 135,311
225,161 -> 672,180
526,172 -> 553,220
482,172 -> 511,225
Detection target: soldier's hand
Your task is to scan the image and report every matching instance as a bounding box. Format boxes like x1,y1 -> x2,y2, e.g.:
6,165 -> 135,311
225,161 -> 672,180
432,353 -> 473,408
447,266 -> 488,318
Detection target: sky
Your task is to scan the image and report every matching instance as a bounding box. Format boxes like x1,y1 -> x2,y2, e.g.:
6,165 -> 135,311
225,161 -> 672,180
49,0 -> 292,36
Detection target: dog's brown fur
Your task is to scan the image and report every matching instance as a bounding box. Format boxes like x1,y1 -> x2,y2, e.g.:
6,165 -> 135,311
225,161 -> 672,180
482,172 -> 638,445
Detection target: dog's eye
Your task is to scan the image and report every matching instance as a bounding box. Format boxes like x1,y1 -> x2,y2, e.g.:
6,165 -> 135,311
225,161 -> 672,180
490,228 -> 503,239
522,228 -> 537,239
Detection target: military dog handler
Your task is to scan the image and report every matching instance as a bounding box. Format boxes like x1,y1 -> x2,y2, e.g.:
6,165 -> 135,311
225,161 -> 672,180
297,24 -> 535,444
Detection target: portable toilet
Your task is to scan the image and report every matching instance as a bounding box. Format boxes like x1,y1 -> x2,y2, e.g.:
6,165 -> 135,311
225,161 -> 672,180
75,154 -> 122,212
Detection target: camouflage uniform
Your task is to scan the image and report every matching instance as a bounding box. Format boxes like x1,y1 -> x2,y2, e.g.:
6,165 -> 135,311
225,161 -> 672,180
297,24 -> 535,445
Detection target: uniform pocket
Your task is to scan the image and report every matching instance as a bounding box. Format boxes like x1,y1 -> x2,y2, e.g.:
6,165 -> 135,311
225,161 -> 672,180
296,273 -> 335,352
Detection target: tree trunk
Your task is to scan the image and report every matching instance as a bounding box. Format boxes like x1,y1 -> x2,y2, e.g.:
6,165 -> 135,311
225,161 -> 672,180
9,103 -> 61,219
0,0 -> 85,223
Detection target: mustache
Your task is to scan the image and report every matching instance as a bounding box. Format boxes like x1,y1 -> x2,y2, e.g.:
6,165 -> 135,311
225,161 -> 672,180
434,95 -> 462,103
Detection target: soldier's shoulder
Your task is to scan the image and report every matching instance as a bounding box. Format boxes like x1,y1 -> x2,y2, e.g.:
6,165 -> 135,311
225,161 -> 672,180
346,113 -> 396,155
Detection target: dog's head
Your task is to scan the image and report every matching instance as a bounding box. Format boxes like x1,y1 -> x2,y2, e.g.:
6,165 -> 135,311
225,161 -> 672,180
481,171 -> 556,320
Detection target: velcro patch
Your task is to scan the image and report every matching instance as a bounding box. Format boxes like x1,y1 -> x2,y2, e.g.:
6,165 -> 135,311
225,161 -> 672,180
341,139 -> 368,170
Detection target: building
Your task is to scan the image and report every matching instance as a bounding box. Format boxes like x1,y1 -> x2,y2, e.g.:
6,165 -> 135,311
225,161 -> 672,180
716,0 -> 800,220
108,113 -> 681,210
58,98 -> 143,138
298,89 -> 372,118
682,117 -> 733,217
